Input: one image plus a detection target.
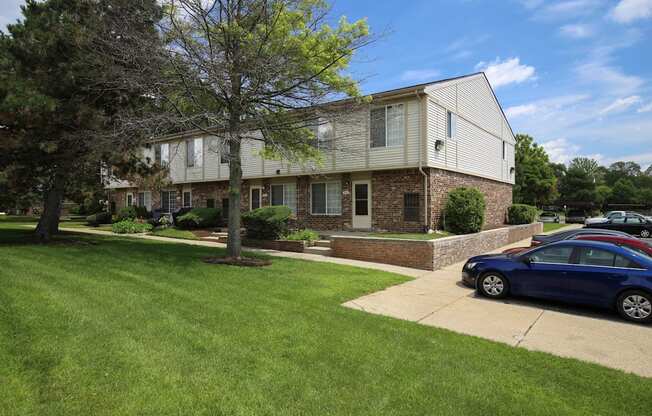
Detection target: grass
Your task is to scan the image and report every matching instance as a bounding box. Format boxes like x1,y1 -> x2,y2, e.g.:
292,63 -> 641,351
150,226 -> 199,240
59,220 -> 113,232
367,231 -> 453,240
543,223 -> 570,233
1,220 -> 650,415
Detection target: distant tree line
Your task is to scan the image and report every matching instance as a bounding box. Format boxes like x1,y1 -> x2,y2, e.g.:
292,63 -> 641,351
513,134 -> 652,211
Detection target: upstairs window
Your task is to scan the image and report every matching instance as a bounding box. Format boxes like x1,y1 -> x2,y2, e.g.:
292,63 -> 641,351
446,111 -> 456,139
502,141 -> 506,160
311,119 -> 334,150
371,104 -> 404,148
155,143 -> 169,166
186,138 -> 203,168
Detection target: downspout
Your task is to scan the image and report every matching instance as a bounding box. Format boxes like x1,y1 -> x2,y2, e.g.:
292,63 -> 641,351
415,90 -> 432,233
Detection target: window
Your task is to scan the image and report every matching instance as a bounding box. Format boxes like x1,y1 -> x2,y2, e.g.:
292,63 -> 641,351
354,183 -> 369,216
312,119 -> 334,150
612,217 -> 626,224
206,198 -> 215,209
577,247 -> 615,267
186,138 -> 203,168
404,193 -> 420,222
137,191 -> 151,211
126,193 -> 134,207
529,246 -> 573,264
222,198 -> 229,219
182,191 -> 192,208
271,183 -> 297,213
155,143 -> 169,166
161,191 -> 177,213
626,215 -> 644,224
502,141 -> 506,160
446,111 -> 456,139
250,187 -> 262,210
370,104 -> 404,148
220,140 -> 229,164
614,253 -> 642,269
311,182 -> 341,215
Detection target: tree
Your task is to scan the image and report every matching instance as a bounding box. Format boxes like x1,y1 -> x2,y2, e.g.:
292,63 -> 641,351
0,0 -> 160,241
569,157 -> 600,182
605,161 -> 641,186
98,0 -> 372,259
559,166 -> 596,205
513,134 -> 557,206
609,178 -> 638,205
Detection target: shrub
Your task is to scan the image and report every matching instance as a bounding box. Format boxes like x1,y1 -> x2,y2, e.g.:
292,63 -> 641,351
111,219 -> 153,234
86,211 -> 112,226
176,208 -> 222,229
284,229 -> 320,242
443,187 -> 485,234
134,205 -> 151,219
507,204 -> 539,225
242,206 -> 292,240
116,206 -> 138,222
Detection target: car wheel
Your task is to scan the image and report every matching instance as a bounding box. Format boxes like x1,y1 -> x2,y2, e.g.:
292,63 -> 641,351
641,229 -> 651,238
477,272 -> 510,299
617,290 -> 652,324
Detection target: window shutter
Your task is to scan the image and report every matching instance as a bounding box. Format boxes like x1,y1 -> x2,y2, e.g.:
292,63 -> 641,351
370,108 -> 386,148
194,138 -> 203,167
186,140 -> 195,167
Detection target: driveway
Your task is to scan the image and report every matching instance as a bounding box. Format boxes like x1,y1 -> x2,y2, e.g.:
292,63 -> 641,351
343,234 -> 652,378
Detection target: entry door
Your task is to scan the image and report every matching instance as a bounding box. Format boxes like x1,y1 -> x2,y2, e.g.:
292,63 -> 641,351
352,180 -> 371,229
250,187 -> 262,210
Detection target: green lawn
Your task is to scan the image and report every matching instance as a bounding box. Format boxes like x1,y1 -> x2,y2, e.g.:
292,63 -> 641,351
150,226 -> 199,240
543,223 -> 570,233
1,221 -> 650,415
367,231 -> 453,240
59,220 -> 113,232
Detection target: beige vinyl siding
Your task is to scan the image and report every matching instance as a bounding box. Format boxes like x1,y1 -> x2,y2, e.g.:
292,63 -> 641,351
456,117 -> 502,179
169,142 -> 185,183
333,106 -> 368,171
204,137 -> 220,180
457,77 -> 503,139
426,99 -> 446,167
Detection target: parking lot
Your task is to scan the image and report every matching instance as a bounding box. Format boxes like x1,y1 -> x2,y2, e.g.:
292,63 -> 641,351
344,235 -> 652,378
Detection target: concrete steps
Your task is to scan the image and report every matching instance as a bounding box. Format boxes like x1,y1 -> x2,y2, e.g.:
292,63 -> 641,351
314,240 -> 332,248
304,246 -> 332,256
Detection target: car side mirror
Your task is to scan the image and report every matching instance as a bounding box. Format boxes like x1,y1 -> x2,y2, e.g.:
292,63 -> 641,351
521,256 -> 532,266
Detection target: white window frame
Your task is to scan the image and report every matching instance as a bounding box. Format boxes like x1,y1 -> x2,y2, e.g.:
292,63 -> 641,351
186,138 -> 203,168
250,186 -> 263,210
270,183 -> 297,213
161,190 -> 177,214
310,181 -> 342,216
126,192 -> 134,207
137,191 -> 152,211
446,110 -> 456,139
182,190 -> 192,208
156,143 -> 170,166
370,104 -> 405,148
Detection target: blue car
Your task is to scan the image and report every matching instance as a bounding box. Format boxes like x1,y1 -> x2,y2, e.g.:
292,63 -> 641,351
462,240 -> 652,323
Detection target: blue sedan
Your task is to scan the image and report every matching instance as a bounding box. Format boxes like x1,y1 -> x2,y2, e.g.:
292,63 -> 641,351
462,240 -> 652,323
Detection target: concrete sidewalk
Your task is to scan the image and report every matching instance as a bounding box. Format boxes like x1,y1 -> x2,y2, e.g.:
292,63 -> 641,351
343,234 -> 652,378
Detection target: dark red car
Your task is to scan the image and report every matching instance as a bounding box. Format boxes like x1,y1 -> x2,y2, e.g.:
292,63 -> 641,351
504,234 -> 652,257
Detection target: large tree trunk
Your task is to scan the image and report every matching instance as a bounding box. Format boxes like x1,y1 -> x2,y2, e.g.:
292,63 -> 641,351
226,137 -> 243,259
35,174 -> 65,242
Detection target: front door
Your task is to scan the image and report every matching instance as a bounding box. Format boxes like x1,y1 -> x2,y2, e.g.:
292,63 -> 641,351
352,180 -> 371,229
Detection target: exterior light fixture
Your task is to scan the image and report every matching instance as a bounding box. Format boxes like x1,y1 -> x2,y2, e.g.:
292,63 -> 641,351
435,139 -> 444,151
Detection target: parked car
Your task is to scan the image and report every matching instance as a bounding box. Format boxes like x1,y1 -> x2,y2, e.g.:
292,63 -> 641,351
463,240 -> 652,323
585,210 -> 626,226
565,209 -> 587,224
587,214 -> 652,238
504,234 -> 652,256
530,228 -> 631,247
539,211 -> 560,223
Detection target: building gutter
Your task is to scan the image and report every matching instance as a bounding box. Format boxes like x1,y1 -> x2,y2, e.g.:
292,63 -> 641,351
415,89 -> 432,233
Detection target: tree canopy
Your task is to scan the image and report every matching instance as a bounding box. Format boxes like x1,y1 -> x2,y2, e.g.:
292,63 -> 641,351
513,134 -> 558,206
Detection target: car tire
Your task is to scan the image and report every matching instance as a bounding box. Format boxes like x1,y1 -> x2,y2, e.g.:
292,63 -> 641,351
616,290 -> 652,324
477,272 -> 510,299
641,229 -> 651,238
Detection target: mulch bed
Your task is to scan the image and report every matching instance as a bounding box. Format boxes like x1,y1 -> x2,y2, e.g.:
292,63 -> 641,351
201,256 -> 272,267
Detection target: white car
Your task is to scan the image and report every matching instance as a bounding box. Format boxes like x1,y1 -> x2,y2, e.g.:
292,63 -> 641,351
585,211 -> 626,226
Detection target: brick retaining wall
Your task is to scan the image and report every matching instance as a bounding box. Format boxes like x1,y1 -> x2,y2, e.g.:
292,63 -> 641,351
331,222 -> 543,271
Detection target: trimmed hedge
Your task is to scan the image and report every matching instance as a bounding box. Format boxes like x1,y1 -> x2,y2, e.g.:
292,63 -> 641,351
116,206 -> 138,222
176,208 -> 222,229
284,229 -> 320,242
242,206 -> 292,240
111,219 -> 153,234
86,211 -> 112,226
507,204 -> 539,225
443,187 -> 485,234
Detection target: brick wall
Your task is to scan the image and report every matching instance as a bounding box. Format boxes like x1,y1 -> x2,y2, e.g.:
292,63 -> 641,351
372,169 -> 424,232
332,222 -> 543,271
429,168 -> 512,230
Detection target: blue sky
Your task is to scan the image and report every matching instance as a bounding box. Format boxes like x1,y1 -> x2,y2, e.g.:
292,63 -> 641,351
2,0 -> 651,168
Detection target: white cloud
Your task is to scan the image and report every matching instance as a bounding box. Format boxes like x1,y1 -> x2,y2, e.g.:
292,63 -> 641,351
518,0 -> 545,9
532,0 -> 604,20
559,23 -> 594,38
506,104 -> 538,118
609,0 -> 652,23
540,138 -> 582,163
598,95 -> 641,114
400,69 -> 441,82
638,102 -> 652,113
475,57 -> 536,88
575,62 -> 644,94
